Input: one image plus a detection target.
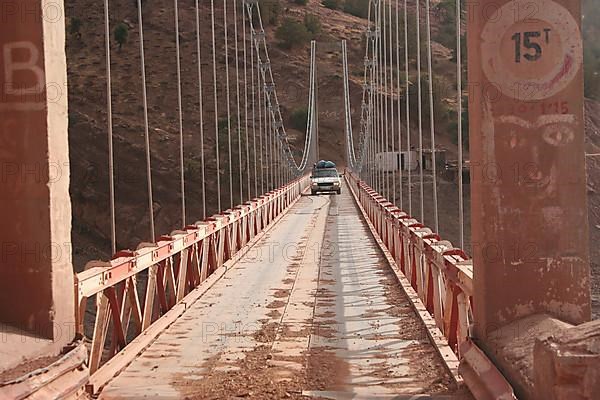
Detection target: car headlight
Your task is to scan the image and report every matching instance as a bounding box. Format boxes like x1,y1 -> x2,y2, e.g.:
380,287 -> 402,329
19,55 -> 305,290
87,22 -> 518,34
333,182 -> 340,186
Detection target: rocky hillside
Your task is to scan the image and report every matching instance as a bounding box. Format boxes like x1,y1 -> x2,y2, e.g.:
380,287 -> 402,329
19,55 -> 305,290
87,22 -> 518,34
65,0 -> 371,267
66,0 -> 600,318
65,0 -> 469,264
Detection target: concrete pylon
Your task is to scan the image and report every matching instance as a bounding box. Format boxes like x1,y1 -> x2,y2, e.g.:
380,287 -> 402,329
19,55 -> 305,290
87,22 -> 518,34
468,0 -> 591,396
0,0 -> 74,361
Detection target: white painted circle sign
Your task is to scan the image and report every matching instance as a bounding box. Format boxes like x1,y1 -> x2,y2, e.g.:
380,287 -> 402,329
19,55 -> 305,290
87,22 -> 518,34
481,0 -> 583,101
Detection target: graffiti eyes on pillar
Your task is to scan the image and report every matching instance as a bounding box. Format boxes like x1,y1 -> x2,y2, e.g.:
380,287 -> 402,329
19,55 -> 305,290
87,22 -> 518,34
511,29 -> 552,63
497,114 -> 577,148
542,123 -> 575,147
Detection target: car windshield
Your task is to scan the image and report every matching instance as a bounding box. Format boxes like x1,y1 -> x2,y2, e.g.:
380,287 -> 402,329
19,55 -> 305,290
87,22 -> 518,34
313,169 -> 338,178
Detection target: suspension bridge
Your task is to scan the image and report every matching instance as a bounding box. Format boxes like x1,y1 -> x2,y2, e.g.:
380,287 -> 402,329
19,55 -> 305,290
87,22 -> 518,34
0,0 -> 598,399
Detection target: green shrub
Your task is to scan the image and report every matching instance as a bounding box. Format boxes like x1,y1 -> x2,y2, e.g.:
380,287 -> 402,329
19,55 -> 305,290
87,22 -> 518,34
432,0 -> 458,50
275,18 -> 310,49
290,107 -> 308,131
322,0 -> 341,10
407,73 -> 448,129
68,112 -> 78,128
343,0 -> 369,18
218,117 -> 230,134
258,0 -> 281,26
303,14 -> 321,37
114,23 -> 128,51
448,107 -> 469,148
184,157 -> 202,175
584,58 -> 600,100
69,17 -> 82,39
361,11 -> 423,67
293,0 -> 308,5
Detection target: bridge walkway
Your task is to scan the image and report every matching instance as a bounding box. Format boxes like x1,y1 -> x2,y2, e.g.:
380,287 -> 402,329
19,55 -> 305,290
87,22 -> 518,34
99,182 -> 469,399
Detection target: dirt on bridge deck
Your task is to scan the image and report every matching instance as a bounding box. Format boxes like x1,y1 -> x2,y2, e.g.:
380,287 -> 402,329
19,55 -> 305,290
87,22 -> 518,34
99,183 -> 472,400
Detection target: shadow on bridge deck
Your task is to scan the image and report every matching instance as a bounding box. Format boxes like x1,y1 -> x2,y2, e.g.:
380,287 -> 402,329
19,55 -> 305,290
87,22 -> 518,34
98,182 -> 472,399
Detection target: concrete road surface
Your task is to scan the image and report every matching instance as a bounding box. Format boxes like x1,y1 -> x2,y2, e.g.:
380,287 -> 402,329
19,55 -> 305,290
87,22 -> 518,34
99,182 -> 468,399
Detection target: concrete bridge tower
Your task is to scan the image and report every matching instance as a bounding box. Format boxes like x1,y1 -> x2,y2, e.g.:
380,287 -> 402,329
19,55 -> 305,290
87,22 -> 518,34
0,0 -> 74,368
468,0 -> 598,398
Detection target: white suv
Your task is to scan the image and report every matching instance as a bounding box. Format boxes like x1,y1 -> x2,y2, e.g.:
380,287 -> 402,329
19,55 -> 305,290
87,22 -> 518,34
310,168 -> 342,195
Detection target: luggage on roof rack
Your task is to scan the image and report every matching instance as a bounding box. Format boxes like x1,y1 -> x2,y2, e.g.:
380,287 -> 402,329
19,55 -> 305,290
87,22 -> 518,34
314,160 -> 336,169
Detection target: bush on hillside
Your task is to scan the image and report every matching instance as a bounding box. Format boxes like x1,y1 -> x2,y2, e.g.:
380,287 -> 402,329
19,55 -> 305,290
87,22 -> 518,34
184,157 -> 202,175
293,0 -> 308,5
406,73 -> 449,129
275,18 -> 311,49
432,0 -> 458,50
449,108 -> 469,148
303,14 -> 321,37
343,0 -> 369,18
322,0 -> 341,10
114,23 -> 128,51
69,17 -> 82,39
218,116 -> 247,164
290,107 -> 309,131
358,11 -> 424,68
585,56 -> 600,100
259,0 -> 281,26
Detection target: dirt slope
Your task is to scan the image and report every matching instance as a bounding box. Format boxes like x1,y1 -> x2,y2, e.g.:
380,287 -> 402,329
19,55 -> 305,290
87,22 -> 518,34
65,0 -> 600,317
66,0 -> 368,267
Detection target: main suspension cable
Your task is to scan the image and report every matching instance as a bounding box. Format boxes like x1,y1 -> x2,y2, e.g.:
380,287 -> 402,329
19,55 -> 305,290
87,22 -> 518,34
342,40 -> 354,169
242,1 -> 316,178
353,20 -> 369,172
301,41 -> 316,172
246,3 -> 311,176
265,87 -> 271,190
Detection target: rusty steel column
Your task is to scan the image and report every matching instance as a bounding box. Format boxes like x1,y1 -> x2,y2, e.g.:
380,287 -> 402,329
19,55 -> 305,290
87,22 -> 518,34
0,1 -> 74,345
468,0 -> 590,341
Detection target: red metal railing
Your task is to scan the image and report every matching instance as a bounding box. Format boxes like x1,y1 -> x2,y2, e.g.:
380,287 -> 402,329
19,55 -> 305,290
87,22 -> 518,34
345,171 -> 515,400
74,176 -> 309,391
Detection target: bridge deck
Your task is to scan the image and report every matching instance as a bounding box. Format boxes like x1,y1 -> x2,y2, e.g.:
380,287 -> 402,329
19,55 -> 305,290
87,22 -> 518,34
99,183 -> 468,399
